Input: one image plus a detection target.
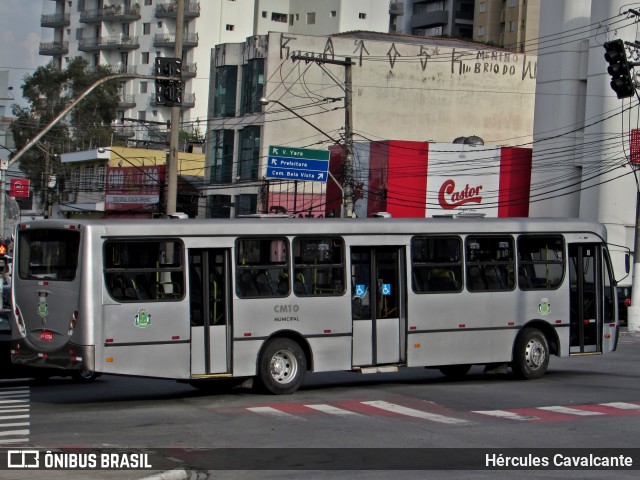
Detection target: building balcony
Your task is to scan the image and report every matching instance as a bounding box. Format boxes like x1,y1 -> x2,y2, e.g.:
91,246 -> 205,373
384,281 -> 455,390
80,5 -> 142,24
41,12 -> 70,28
411,10 -> 449,29
118,93 -> 136,108
155,2 -> 201,19
153,33 -> 199,49
78,35 -> 140,51
39,41 -> 69,56
389,1 -> 404,15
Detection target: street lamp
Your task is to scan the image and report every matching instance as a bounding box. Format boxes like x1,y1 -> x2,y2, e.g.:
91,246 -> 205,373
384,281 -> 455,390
259,97 -> 349,217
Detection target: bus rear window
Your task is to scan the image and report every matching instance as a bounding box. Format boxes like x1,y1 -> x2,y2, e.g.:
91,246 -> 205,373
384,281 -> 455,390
18,229 -> 80,281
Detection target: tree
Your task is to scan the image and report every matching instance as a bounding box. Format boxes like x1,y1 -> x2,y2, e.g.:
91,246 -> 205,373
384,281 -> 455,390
9,58 -> 119,202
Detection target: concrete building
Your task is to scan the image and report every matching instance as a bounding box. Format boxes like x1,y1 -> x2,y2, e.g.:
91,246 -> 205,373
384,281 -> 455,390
472,0 -> 540,53
205,30 -> 537,218
59,146 -> 205,219
529,0 -> 640,329
390,0 -> 475,38
39,0 -> 391,145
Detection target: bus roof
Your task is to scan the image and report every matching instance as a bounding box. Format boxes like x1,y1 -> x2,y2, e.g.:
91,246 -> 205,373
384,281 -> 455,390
17,217 -> 607,240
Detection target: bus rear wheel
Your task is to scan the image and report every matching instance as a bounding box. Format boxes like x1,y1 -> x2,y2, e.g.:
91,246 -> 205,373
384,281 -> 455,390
512,328 -> 549,380
258,338 -> 306,395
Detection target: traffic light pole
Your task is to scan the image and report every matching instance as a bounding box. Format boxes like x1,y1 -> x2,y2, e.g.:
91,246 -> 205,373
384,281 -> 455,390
165,0 -> 184,216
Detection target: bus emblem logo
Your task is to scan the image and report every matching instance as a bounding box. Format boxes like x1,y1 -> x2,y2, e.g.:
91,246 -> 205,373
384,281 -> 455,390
36,290 -> 50,322
538,298 -> 551,316
134,309 -> 152,328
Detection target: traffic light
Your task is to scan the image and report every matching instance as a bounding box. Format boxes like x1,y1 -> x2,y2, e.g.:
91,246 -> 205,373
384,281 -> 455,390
154,57 -> 183,106
0,243 -> 6,274
604,39 -> 635,99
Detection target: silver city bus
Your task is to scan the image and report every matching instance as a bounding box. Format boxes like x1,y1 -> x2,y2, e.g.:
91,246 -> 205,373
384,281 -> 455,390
10,217 -> 618,394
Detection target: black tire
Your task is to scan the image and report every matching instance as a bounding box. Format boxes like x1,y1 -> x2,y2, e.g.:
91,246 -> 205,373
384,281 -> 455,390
438,364 -> 471,378
512,328 -> 549,380
257,338 -> 306,395
71,369 -> 100,383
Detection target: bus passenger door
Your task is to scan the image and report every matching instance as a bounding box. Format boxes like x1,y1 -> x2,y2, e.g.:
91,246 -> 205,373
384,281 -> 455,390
568,244 -> 602,354
351,246 -> 405,366
188,249 -> 231,374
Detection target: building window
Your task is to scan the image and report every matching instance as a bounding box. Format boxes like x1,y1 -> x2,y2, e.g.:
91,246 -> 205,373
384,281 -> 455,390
479,2 -> 486,13
140,81 -> 148,94
141,52 -> 150,64
262,11 -> 267,18
330,11 -> 337,18
236,194 -> 258,217
81,166 -> 93,190
214,65 -> 238,117
143,23 -> 151,35
96,166 -> 105,190
226,24 -> 234,31
157,22 -> 162,28
272,12 -> 287,23
477,25 -> 485,37
207,195 -> 232,218
307,12 -> 316,24
238,126 -> 261,181
359,13 -> 367,19
240,58 -> 264,115
509,0 -> 518,6
508,20 -> 516,32
144,0 -> 152,5
138,111 -> 146,121
210,130 -> 234,184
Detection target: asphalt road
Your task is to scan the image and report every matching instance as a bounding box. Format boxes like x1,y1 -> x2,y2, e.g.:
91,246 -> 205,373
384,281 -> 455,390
0,332 -> 639,479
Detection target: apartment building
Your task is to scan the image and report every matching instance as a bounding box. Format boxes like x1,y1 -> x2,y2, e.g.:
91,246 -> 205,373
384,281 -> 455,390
390,0 -> 476,38
473,0 -> 540,53
39,0 -> 391,145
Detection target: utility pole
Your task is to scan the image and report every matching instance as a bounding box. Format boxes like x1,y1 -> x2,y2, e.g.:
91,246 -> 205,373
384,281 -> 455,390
290,54 -> 355,217
166,0 -> 184,216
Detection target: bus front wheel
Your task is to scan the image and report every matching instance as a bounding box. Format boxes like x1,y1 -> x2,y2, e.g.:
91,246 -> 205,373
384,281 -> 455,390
258,338 -> 306,395
512,328 -> 549,380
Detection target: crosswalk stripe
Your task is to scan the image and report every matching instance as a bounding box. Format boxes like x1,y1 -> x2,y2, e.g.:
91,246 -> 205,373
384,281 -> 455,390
304,404 -> 360,415
537,406 -> 603,416
0,400 -> 28,405
361,400 -> 471,425
0,430 -> 29,437
0,410 -> 29,415
600,402 -> 640,410
472,410 -> 538,421
247,406 -> 303,419
0,438 -> 29,445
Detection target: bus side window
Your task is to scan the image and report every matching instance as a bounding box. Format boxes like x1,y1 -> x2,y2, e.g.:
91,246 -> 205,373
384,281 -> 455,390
411,236 -> 462,293
236,238 -> 289,298
292,237 -> 345,297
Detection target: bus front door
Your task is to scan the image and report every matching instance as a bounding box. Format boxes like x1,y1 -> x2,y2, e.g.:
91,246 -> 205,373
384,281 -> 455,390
188,249 -> 231,374
569,243 -> 602,354
351,246 -> 405,366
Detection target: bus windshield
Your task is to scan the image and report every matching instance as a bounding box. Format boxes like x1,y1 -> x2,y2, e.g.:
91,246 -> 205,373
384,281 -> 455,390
17,228 -> 80,281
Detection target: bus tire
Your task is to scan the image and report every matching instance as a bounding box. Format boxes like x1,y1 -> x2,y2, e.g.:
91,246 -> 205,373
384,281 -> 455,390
71,369 -> 100,383
512,328 -> 549,380
438,364 -> 471,378
258,338 -> 306,395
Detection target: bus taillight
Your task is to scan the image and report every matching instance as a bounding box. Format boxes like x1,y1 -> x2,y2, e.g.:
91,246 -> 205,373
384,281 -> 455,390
14,307 -> 26,336
68,312 -> 78,336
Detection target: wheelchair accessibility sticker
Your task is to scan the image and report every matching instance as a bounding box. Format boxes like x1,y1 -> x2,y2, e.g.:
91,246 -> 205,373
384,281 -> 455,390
355,285 -> 366,298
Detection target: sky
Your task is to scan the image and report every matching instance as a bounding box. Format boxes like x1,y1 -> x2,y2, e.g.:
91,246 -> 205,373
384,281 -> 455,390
0,0 -> 49,109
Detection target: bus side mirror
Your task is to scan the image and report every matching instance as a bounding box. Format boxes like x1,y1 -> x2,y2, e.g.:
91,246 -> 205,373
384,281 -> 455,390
625,253 -> 630,274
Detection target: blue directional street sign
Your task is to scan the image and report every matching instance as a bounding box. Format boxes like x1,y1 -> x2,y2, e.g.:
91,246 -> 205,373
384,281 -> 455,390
266,145 -> 330,182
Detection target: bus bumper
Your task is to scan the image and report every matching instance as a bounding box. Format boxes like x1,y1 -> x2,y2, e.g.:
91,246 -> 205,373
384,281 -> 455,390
10,340 -> 96,373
